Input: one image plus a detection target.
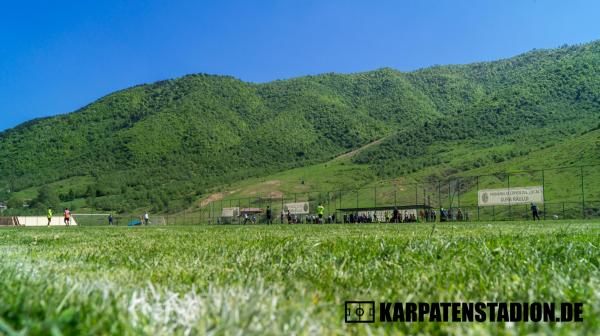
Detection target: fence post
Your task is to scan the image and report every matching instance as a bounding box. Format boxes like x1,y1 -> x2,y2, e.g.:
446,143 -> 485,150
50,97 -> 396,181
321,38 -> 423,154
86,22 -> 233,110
438,181 -> 442,219
456,179 -> 460,209
542,169 -> 546,220
415,183 -> 418,206
229,199 -> 232,225
327,191 -> 331,220
507,173 -> 511,221
581,166 -> 585,219
448,180 -> 451,212
258,195 -> 262,223
220,199 -> 224,225
269,196 -> 272,224
476,175 -> 480,222
339,190 -> 342,223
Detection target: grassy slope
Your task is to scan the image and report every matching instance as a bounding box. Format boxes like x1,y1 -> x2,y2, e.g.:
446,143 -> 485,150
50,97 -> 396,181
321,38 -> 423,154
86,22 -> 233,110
192,128 -> 600,220
17,123 -> 593,217
0,222 -> 598,334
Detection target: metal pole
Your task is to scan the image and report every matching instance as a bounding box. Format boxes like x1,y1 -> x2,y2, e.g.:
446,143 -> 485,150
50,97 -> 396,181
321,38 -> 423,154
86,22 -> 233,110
337,190 -> 341,222
258,194 -> 262,223
438,181 -> 442,219
448,180 -> 451,210
339,190 -> 342,223
269,196 -> 272,224
581,166 -> 585,219
542,169 -> 546,220
415,183 -> 418,206
456,179 -> 460,209
507,173 -> 511,221
327,191 -> 331,220
476,175 -> 480,222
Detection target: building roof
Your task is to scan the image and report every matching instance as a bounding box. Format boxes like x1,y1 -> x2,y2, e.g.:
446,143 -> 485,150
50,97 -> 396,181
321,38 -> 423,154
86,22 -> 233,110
240,208 -> 263,213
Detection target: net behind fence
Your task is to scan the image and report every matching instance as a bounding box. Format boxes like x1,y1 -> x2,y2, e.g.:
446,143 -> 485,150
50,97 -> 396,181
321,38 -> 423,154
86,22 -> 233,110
4,165 -> 599,226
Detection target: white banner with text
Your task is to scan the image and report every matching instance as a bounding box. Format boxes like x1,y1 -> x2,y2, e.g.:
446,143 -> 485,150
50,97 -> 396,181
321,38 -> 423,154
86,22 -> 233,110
283,202 -> 310,214
478,186 -> 544,206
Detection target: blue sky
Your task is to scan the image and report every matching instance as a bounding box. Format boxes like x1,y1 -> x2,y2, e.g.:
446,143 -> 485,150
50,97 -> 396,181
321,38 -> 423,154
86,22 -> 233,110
1,0 -> 599,131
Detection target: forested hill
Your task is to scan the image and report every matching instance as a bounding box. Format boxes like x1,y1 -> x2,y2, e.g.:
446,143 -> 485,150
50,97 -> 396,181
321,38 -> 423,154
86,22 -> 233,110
1,41 -> 600,212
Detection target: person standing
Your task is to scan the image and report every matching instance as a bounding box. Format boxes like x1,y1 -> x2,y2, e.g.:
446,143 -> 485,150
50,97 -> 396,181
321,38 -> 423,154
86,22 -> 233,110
64,208 -> 71,226
316,203 -> 325,224
266,206 -> 272,224
47,207 -> 53,226
108,214 -> 114,226
531,203 -> 541,221
144,212 -> 149,225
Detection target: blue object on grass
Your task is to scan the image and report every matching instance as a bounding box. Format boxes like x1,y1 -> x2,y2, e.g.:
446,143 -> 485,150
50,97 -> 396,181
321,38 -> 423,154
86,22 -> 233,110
128,220 -> 142,226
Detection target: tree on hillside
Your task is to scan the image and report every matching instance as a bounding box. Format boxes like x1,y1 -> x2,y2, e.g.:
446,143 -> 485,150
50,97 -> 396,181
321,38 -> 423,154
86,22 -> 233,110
6,196 -> 24,210
30,186 -> 61,210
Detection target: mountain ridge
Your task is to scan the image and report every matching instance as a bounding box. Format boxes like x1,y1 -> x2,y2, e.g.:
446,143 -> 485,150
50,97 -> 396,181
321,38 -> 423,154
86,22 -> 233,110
1,40 -> 600,213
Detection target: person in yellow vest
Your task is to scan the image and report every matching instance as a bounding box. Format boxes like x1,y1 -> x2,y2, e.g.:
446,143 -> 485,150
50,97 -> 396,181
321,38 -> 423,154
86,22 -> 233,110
47,207 -> 53,226
316,203 -> 325,224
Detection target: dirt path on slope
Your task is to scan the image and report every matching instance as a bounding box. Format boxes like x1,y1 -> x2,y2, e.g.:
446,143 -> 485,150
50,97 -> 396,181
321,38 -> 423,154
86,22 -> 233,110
334,137 -> 387,161
199,189 -> 240,207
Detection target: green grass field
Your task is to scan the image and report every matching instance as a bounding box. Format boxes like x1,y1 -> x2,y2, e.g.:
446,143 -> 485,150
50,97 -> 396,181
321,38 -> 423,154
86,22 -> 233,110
1,221 -> 599,335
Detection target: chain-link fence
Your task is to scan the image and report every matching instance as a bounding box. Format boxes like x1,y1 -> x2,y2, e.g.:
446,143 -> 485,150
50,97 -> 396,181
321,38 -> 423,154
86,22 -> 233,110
2,164 -> 598,226
199,164 -> 599,225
